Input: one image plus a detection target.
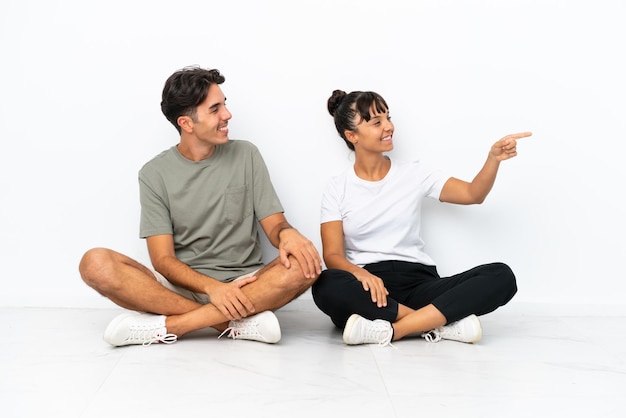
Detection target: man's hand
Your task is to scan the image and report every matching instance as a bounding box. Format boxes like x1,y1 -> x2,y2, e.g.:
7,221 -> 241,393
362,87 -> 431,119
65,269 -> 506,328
207,275 -> 257,320
278,228 -> 322,279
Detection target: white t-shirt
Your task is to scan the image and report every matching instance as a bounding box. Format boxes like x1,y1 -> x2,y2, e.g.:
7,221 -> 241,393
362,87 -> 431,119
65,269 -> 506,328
320,158 -> 449,267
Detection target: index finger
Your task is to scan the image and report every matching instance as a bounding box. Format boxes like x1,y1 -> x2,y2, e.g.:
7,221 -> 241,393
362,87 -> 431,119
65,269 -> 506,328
235,275 -> 257,287
508,131 -> 532,140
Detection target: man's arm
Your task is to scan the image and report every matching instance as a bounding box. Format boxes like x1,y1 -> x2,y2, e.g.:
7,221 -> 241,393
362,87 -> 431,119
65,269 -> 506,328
259,213 -> 322,279
146,234 -> 256,320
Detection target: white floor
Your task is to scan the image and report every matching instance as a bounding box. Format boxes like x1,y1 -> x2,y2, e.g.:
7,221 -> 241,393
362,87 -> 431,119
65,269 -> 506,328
3,299 -> 626,418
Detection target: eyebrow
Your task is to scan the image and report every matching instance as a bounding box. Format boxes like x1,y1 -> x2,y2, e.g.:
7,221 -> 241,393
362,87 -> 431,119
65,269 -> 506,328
208,97 -> 226,111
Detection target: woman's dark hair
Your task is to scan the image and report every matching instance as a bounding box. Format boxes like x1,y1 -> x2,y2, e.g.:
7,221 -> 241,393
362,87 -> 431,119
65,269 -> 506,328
327,90 -> 389,150
161,66 -> 226,134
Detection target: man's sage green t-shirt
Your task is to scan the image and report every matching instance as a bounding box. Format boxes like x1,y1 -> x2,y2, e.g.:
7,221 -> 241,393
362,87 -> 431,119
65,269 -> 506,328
139,140 -> 284,282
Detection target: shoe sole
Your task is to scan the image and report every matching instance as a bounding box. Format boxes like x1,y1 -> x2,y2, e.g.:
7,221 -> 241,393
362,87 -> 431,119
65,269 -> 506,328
232,311 -> 281,343
465,314 -> 483,343
258,311 -> 281,343
343,314 -> 361,345
103,312 -> 134,346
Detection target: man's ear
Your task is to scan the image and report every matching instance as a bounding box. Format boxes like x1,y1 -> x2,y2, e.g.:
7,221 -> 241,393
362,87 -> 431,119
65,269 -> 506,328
178,116 -> 194,133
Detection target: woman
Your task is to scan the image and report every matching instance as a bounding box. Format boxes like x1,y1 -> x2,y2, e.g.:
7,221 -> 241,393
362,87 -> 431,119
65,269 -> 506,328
312,89 -> 531,346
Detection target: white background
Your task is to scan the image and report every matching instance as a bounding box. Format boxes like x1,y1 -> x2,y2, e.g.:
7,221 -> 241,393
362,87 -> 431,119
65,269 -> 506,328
1,0 -> 624,309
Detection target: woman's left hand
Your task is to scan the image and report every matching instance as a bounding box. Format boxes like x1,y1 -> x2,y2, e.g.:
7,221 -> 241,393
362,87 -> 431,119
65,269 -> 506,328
490,131 -> 532,161
354,270 -> 389,308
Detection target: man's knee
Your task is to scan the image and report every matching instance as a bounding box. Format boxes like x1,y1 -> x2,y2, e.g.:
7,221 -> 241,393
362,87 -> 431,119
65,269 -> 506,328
281,256 -> 318,290
78,247 -> 118,290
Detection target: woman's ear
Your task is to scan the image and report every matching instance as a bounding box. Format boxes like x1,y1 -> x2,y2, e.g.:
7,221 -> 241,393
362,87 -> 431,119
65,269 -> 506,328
345,130 -> 358,145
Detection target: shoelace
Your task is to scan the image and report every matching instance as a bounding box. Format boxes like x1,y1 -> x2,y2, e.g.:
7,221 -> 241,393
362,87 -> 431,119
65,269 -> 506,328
126,326 -> 177,346
379,339 -> 396,348
218,327 -> 236,340
422,330 -> 442,343
422,323 -> 463,343
364,320 -> 394,347
217,318 -> 261,340
143,333 -> 177,346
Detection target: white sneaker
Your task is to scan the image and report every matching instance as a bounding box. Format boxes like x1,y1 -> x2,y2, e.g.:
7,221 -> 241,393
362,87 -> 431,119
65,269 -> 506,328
422,314 -> 482,343
103,312 -> 177,347
218,311 -> 281,343
343,314 -> 393,346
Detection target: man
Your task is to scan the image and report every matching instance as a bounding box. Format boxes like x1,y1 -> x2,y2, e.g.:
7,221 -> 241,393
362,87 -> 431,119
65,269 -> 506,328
79,66 -> 322,346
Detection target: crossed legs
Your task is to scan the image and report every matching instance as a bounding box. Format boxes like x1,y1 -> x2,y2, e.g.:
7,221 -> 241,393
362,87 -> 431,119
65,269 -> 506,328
79,247 -> 316,338
312,261 -> 517,342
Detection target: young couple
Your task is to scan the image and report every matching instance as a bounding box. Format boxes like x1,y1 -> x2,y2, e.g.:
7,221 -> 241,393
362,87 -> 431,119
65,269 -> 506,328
79,66 -> 531,348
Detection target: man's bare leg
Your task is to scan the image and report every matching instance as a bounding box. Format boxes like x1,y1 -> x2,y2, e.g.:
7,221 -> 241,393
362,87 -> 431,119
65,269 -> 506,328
165,256 -> 316,337
80,248 -> 317,341
79,247 -> 201,315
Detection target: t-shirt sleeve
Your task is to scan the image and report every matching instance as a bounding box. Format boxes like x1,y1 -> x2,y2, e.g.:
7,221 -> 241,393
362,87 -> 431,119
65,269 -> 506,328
138,166 -> 173,238
320,176 -> 343,224
250,144 -> 284,221
415,160 -> 450,200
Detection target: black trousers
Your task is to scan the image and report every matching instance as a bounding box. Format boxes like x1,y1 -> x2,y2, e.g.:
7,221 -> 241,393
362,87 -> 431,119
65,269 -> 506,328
312,260 -> 517,329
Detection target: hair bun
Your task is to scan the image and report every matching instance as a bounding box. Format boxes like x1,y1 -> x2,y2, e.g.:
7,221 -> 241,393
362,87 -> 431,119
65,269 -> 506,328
327,89 -> 347,116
